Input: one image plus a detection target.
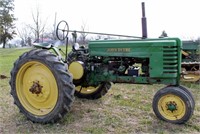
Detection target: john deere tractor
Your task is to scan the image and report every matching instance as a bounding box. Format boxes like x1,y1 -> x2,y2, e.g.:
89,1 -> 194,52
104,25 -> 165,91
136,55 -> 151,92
10,3 -> 195,124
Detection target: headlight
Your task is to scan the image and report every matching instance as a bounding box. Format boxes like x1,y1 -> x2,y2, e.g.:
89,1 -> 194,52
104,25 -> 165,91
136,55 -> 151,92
73,43 -> 80,50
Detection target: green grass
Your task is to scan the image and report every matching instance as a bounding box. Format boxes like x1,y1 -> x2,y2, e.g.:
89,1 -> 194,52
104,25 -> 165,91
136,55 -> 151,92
0,48 -> 32,76
0,48 -> 200,133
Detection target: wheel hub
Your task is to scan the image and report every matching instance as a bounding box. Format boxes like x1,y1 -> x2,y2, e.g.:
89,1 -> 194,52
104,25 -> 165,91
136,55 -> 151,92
29,81 -> 43,95
166,101 -> 177,112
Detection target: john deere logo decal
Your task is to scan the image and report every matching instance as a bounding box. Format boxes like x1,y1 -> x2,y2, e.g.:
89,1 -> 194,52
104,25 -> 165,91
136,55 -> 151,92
107,48 -> 131,52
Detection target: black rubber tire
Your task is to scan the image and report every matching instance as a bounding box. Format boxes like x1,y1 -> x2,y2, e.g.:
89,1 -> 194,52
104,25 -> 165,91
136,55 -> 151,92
75,82 -> 111,99
177,85 -> 195,109
152,86 -> 194,124
10,49 -> 75,123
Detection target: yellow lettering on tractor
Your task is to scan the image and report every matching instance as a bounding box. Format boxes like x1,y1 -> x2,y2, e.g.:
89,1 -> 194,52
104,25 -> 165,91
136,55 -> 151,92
107,48 -> 131,52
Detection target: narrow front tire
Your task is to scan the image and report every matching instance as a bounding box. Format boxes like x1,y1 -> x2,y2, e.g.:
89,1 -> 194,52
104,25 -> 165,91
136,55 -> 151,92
152,86 -> 194,124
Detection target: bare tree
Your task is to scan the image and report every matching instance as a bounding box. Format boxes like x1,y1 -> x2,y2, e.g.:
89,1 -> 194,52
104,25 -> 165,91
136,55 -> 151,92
44,27 -> 56,40
27,6 -> 47,41
42,12 -> 57,40
16,23 -> 32,46
79,21 -> 88,45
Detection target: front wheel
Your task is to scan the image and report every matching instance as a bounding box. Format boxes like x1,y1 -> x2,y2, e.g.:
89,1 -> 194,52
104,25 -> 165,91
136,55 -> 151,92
152,86 -> 194,124
10,49 -> 75,123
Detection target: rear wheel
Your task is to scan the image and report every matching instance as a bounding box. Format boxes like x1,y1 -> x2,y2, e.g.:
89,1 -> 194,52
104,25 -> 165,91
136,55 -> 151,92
152,86 -> 194,124
10,49 -> 75,123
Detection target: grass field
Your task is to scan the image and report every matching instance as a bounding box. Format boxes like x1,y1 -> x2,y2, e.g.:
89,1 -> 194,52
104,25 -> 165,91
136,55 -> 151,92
0,47 -> 200,134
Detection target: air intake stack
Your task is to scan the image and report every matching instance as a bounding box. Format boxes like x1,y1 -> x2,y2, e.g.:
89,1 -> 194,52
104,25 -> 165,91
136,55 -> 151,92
141,2 -> 148,39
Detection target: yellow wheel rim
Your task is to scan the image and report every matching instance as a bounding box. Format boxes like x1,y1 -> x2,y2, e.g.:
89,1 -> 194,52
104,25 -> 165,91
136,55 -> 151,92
75,86 -> 100,94
158,94 -> 186,120
16,61 -> 58,116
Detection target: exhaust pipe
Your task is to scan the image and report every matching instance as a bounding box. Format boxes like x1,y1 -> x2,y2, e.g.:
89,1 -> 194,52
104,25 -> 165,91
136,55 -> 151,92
141,2 -> 147,39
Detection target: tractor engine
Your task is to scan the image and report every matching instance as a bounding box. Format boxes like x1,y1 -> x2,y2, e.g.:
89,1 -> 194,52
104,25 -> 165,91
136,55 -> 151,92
68,43 -> 150,87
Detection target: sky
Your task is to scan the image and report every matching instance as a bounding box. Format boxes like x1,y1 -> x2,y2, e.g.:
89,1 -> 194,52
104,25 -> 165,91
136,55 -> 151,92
14,0 -> 200,40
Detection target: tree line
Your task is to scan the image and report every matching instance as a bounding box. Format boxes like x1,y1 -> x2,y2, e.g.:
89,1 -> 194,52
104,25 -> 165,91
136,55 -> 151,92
0,0 -> 55,48
1,0 -> 199,48
0,0 -> 94,48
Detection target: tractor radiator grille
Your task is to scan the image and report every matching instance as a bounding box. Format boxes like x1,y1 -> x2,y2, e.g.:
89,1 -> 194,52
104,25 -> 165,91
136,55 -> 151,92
163,46 -> 178,75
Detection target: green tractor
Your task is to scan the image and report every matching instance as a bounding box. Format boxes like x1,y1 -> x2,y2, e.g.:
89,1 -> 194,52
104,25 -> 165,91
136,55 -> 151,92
10,3 -> 195,124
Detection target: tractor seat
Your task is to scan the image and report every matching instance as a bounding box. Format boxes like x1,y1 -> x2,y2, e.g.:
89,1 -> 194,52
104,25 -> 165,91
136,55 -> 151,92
33,42 -> 53,49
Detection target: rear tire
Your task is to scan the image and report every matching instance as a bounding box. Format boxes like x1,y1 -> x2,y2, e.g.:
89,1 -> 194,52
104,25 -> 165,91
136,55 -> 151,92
152,86 -> 194,124
10,49 -> 75,123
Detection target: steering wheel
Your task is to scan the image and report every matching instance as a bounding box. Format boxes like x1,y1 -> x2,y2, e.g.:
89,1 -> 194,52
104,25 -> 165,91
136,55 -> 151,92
56,20 -> 69,41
